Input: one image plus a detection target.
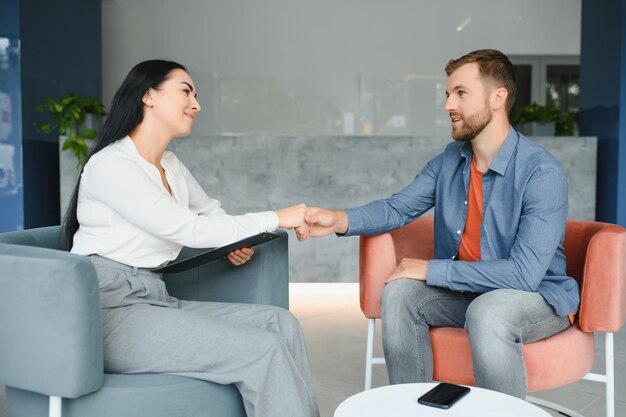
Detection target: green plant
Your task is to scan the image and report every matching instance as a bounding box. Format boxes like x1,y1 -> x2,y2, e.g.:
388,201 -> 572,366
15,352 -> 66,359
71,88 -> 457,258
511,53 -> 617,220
34,93 -> 106,166
511,102 -> 577,136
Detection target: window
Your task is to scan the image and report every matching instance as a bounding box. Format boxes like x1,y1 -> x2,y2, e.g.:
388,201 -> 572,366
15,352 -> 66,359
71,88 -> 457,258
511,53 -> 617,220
510,56 -> 579,135
510,56 -> 579,113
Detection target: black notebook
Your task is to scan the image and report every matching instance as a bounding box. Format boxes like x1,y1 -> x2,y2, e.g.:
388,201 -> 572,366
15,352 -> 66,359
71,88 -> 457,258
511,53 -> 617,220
152,232 -> 280,274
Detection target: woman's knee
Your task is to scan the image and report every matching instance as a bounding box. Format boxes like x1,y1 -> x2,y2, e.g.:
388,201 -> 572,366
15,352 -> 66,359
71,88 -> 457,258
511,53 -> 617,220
270,306 -> 302,330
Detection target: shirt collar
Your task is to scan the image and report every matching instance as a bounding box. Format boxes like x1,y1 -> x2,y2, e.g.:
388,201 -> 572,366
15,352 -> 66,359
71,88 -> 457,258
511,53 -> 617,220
458,126 -> 518,176
488,126 -> 518,176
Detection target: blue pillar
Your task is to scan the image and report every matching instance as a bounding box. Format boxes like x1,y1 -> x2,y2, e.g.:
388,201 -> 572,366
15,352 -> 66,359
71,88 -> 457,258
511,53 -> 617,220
620,0 -> 626,227
580,0 -> 626,226
0,0 -> 24,232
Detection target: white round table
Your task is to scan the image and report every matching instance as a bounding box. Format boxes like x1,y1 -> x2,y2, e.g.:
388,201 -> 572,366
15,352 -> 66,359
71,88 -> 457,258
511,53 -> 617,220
334,383 -> 550,417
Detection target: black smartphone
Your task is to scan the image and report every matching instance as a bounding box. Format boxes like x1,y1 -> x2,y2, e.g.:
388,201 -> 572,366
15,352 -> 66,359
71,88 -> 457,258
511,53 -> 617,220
417,382 -> 470,409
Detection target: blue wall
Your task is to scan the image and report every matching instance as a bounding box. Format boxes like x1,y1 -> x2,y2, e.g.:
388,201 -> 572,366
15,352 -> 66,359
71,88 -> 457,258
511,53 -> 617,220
18,0 -> 102,229
620,0 -> 626,227
0,0 -> 24,232
580,0 -> 626,227
0,0 -> 101,232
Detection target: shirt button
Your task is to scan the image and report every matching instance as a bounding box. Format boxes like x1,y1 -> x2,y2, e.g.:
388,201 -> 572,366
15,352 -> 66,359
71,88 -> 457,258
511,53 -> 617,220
456,229 -> 462,235
464,200 -> 468,205
452,256 -> 456,260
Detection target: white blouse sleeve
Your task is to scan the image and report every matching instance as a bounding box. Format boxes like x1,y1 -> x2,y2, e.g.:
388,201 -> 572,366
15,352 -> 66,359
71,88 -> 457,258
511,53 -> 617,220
81,155 -> 278,248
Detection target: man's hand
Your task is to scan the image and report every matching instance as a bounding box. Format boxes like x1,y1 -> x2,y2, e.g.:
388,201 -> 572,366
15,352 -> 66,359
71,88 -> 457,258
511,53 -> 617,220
275,204 -> 310,241
305,207 -> 349,237
386,258 -> 429,283
227,247 -> 254,266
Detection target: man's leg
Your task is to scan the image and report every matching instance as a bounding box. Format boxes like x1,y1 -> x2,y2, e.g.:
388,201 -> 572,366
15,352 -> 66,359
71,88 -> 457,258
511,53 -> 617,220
381,279 -> 478,384
464,289 -> 571,399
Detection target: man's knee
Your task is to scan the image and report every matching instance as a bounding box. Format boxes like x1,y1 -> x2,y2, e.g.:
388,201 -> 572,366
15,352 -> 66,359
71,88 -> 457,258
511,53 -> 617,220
464,290 -> 520,341
382,279 -> 427,314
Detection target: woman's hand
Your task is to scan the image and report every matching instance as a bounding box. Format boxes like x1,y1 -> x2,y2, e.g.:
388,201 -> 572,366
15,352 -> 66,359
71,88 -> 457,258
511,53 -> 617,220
226,247 -> 254,266
275,204 -> 309,241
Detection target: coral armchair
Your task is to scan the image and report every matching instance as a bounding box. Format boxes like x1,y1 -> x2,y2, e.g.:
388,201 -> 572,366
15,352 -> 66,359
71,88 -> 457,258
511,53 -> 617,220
359,217 -> 626,417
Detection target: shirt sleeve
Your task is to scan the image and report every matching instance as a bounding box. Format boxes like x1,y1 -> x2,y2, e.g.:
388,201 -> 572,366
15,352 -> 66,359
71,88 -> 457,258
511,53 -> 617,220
344,153 -> 440,236
426,165 -> 569,293
82,155 -> 278,248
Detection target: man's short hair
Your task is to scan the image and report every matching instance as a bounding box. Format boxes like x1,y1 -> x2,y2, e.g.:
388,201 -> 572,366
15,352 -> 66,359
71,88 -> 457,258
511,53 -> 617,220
445,49 -> 517,115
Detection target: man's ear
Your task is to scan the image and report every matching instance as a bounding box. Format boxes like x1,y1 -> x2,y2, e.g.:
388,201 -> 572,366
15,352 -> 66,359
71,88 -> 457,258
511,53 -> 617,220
491,87 -> 508,111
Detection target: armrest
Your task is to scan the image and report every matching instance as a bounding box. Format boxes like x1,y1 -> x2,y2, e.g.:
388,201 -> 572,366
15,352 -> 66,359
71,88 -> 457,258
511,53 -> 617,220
576,223 -> 626,332
0,243 -> 104,398
0,225 -> 63,250
162,230 -> 289,309
359,217 -> 435,319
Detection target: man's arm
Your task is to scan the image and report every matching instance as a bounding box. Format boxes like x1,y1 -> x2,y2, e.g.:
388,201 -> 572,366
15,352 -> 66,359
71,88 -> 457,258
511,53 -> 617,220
306,154 -> 442,238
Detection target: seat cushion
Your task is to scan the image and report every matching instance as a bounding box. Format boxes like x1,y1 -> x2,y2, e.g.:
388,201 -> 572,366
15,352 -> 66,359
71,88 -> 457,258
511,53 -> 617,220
7,374 -> 246,417
431,326 -> 595,391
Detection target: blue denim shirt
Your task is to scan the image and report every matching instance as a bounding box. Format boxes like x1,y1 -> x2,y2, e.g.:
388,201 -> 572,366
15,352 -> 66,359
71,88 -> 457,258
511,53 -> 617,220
345,128 -> 579,317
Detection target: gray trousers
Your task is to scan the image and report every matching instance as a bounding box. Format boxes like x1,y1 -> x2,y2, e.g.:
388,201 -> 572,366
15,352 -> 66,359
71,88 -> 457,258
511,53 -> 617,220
90,255 -> 319,417
381,279 -> 571,399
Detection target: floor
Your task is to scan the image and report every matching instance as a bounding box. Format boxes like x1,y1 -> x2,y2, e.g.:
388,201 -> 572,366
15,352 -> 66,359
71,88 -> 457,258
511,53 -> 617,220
288,283 -> 626,417
1,283 -> 624,417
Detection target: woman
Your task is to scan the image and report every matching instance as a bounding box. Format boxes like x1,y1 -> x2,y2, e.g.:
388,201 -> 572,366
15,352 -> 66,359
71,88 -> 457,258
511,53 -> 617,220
65,60 -> 319,417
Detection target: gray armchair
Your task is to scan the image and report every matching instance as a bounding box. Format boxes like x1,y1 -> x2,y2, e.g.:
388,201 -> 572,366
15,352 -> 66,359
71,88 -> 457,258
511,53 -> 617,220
0,226 -> 289,417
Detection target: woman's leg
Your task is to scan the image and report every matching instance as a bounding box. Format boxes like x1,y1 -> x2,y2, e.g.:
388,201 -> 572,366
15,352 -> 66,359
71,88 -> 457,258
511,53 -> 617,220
103,302 -> 319,417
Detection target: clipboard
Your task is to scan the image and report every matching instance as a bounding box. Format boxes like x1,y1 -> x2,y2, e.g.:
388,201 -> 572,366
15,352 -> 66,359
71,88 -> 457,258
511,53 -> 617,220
153,232 -> 280,274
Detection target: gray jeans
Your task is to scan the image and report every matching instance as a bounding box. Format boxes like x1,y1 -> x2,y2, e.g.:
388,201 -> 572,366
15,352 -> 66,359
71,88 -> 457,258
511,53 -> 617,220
381,279 -> 571,399
90,255 -> 319,417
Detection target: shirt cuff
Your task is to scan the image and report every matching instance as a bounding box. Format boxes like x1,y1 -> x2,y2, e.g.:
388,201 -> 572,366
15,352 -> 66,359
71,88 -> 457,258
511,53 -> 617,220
259,211 -> 279,232
342,208 -> 361,236
426,259 -> 452,287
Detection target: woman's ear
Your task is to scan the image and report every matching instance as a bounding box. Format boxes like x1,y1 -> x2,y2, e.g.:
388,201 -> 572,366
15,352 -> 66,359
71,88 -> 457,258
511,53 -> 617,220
142,89 -> 154,108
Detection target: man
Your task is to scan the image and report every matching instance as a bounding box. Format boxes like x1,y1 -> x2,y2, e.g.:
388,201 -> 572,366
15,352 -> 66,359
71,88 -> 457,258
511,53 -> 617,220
305,49 -> 579,399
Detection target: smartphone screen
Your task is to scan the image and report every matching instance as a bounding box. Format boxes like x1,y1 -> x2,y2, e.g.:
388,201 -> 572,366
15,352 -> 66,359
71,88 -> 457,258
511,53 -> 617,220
417,382 -> 471,409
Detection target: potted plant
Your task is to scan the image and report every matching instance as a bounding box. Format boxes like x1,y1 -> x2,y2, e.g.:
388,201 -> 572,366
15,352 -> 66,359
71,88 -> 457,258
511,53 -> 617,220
34,93 -> 106,167
34,93 -> 106,217
511,102 -> 577,136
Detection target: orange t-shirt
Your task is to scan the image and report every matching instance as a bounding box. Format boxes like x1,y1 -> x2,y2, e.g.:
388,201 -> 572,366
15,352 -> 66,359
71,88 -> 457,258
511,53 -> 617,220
456,158 -> 577,324
457,158 -> 483,262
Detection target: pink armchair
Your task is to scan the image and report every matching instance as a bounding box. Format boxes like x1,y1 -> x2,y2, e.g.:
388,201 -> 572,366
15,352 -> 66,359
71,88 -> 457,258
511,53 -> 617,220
359,217 -> 626,417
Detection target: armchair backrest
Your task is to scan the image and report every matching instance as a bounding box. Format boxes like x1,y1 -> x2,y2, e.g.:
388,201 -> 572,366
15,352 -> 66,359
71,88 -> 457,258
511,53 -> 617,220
359,217 -> 626,335
563,220 -> 626,332
359,217 -> 434,318
0,225 -> 64,250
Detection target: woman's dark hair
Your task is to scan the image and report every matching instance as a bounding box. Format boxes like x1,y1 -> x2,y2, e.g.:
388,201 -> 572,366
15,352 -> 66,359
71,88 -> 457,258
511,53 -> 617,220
62,59 -> 187,250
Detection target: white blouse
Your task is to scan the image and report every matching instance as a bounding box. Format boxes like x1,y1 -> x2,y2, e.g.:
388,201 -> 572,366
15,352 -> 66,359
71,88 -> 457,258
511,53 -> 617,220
71,136 -> 278,268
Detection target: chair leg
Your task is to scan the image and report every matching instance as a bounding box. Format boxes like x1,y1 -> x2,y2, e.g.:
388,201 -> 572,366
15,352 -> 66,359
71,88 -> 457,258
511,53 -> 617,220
365,318 -> 376,391
49,396 -> 62,417
606,333 -> 614,417
528,332 -> 616,417
526,396 -> 585,417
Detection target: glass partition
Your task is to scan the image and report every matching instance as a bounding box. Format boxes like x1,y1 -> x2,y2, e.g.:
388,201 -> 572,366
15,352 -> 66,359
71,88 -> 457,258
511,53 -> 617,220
0,36 -> 23,231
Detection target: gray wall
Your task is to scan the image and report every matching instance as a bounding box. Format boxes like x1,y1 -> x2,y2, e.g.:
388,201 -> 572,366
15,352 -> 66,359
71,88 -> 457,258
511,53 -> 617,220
102,0 -> 581,137
165,135 -> 596,282
96,0 -> 591,281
